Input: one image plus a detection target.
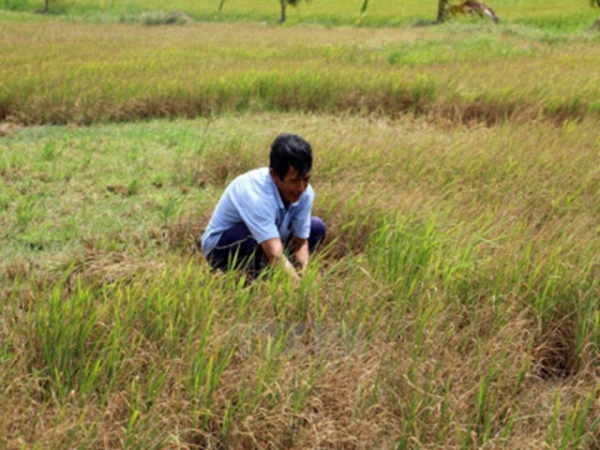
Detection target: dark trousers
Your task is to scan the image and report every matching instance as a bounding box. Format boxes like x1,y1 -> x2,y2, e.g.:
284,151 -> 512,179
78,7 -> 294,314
206,217 -> 326,275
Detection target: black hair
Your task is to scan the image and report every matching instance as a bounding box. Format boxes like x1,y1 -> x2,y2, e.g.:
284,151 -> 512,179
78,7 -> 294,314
269,133 -> 313,179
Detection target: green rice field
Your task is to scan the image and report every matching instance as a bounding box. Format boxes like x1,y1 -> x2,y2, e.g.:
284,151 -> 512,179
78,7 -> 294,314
1,1 -> 600,448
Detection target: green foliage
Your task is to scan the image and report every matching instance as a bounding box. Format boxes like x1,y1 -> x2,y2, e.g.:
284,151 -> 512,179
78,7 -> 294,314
0,0 -> 598,28
1,6 -> 600,448
360,0 -> 369,22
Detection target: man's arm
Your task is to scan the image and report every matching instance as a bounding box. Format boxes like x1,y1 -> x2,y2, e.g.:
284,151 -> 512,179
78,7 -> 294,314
261,237 -> 301,283
289,236 -> 309,274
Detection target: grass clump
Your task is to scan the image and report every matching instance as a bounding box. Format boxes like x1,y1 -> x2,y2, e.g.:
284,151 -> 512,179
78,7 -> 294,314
139,11 -> 193,26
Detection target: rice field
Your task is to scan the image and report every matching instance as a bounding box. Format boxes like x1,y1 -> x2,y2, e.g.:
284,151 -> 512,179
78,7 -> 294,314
1,2 -> 600,449
2,12 -> 600,126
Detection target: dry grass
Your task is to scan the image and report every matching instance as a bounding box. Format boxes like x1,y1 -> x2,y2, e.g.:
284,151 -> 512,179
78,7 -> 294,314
1,18 -> 599,125
1,112 -> 600,448
1,5 -> 600,447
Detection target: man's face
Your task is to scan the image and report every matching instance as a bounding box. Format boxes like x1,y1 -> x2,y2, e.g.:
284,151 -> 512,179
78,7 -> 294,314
270,166 -> 311,205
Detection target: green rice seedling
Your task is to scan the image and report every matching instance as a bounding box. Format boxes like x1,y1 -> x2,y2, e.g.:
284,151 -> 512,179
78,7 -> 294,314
158,274 -> 233,416
0,344 -> 13,365
547,391 -> 563,446
592,309 -> 600,356
514,336 -> 536,395
301,261 -> 328,324
15,193 -> 46,231
0,286 -> 18,379
435,379 -> 453,442
237,326 -> 290,419
266,266 -> 304,323
573,286 -> 600,365
31,275 -> 100,399
394,399 -> 420,450
472,369 -> 497,444
126,178 -> 141,197
530,262 -> 565,322
77,308 -> 125,397
366,214 -> 438,308
388,356 -> 451,449
0,191 -> 10,211
546,385 -> 600,449
408,291 -> 446,361
188,343 -> 236,425
157,196 -> 182,227
39,140 -> 61,161
120,391 -> 171,449
139,269 -> 216,354
433,227 -> 489,308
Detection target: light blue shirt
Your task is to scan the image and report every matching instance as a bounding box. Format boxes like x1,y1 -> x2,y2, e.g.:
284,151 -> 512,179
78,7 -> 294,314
201,167 -> 314,256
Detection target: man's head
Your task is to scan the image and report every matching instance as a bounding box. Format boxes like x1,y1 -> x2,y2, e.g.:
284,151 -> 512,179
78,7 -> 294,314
269,133 -> 313,205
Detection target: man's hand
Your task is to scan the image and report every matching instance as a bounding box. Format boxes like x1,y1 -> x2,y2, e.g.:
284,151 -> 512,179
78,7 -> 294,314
261,237 -> 301,284
290,236 -> 309,274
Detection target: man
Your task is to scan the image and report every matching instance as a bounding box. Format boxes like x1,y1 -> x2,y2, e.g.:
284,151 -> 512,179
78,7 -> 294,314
200,133 -> 326,282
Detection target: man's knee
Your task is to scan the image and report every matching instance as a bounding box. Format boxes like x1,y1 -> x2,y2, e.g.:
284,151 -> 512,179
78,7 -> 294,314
207,224 -> 260,270
309,217 -> 327,251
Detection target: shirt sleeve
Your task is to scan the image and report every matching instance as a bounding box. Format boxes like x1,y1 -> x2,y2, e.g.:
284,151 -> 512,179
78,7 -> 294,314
230,180 -> 281,244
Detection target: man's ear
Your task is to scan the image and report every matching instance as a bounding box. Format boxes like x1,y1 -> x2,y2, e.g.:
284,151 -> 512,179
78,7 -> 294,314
269,167 -> 280,181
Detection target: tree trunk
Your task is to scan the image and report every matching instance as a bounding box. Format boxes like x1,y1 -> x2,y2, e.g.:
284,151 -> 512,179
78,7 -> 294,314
436,0 -> 447,23
218,0 -> 226,13
43,0 -> 49,12
279,0 -> 286,23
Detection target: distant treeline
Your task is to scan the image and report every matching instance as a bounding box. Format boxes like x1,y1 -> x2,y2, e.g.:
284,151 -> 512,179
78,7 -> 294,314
2,0 -> 599,27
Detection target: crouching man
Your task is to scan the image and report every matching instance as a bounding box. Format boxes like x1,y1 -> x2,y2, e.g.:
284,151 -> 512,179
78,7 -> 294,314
200,133 -> 326,282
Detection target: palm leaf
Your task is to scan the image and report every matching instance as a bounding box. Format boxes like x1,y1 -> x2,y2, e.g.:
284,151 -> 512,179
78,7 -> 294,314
360,0 -> 369,17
